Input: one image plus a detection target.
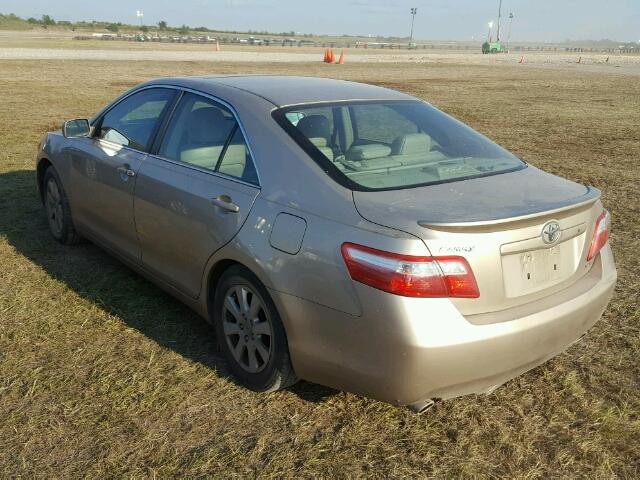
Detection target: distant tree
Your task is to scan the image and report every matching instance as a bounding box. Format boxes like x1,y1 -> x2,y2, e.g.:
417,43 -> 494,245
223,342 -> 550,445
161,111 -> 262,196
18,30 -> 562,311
177,24 -> 189,35
158,20 -> 167,30
41,14 -> 55,26
106,23 -> 119,33
27,17 -> 39,24
140,25 -> 149,32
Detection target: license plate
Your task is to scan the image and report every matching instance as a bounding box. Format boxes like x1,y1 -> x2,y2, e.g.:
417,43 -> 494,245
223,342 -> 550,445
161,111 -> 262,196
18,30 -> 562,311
502,244 -> 573,298
520,245 -> 562,286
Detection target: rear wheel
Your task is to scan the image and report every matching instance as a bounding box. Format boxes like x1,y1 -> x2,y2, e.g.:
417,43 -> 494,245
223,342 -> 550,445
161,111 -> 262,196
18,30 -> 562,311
43,167 -> 82,245
213,265 -> 297,392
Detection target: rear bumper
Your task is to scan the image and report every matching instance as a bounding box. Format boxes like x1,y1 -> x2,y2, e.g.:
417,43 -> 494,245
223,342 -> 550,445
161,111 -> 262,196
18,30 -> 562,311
272,245 -> 616,406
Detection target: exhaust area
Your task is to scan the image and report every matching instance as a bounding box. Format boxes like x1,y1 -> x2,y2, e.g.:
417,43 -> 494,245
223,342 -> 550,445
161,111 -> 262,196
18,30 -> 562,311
408,399 -> 436,414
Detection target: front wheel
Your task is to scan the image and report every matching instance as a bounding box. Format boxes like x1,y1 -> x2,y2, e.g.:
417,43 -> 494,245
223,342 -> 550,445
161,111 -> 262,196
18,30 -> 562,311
213,265 -> 297,392
43,167 -> 82,245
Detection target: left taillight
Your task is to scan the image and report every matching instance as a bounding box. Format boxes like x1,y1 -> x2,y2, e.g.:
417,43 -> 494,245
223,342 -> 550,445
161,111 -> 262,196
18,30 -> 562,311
340,242 -> 479,298
586,209 -> 611,261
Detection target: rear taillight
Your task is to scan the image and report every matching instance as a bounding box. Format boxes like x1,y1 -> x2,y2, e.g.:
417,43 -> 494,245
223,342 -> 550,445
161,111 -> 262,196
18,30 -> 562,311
586,210 -> 611,261
341,243 -> 479,298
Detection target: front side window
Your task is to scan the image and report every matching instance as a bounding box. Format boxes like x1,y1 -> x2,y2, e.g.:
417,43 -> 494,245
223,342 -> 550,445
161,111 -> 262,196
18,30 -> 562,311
98,88 -> 175,151
274,101 -> 525,191
158,93 -> 258,185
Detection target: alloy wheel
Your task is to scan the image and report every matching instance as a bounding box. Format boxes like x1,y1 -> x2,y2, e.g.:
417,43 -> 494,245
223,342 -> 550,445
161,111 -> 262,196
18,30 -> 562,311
45,178 -> 64,238
222,285 -> 273,373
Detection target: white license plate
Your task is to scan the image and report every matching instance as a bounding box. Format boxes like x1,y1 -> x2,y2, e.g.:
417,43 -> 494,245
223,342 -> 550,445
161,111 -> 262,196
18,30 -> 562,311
502,244 -> 573,297
520,245 -> 562,286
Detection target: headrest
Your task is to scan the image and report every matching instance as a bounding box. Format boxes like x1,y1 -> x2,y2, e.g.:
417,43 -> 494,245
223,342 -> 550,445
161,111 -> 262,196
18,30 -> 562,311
297,115 -> 330,140
186,107 -> 233,144
391,133 -> 432,155
308,137 -> 328,148
347,144 -> 392,161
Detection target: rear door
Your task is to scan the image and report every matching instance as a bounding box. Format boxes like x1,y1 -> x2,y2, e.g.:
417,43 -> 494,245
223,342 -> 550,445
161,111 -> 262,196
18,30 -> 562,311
69,87 -> 177,261
134,91 -> 260,298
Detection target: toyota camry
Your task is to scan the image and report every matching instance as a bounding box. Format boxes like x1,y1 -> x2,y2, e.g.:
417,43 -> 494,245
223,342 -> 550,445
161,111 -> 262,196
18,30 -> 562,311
36,76 -> 617,412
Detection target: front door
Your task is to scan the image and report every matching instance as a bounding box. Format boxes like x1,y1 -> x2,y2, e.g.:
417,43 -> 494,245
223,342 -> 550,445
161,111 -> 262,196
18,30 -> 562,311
134,92 -> 260,298
69,87 -> 177,261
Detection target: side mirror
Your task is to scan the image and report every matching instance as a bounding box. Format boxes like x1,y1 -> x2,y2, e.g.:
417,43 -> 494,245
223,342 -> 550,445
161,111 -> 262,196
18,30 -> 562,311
62,119 -> 90,138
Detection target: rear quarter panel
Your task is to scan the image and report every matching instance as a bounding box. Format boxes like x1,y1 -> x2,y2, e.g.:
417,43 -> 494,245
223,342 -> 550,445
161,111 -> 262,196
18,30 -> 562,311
199,195 -> 430,317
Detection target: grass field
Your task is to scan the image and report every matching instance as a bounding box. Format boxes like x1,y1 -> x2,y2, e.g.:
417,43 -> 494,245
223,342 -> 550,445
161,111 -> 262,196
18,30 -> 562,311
1,54 -> 639,477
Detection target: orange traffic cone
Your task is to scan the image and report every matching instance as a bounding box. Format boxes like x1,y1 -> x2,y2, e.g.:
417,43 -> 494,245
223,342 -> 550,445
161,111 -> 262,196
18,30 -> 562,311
323,48 -> 330,63
518,55 -> 524,64
328,48 -> 335,63
337,50 -> 344,64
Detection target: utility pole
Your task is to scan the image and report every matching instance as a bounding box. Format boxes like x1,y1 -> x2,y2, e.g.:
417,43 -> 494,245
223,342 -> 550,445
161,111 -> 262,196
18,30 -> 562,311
488,21 -> 494,42
409,7 -> 417,47
496,0 -> 502,42
136,10 -> 144,28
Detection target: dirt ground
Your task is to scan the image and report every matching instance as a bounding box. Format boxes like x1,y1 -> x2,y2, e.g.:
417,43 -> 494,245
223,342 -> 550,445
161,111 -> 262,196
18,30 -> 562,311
0,45 -> 639,477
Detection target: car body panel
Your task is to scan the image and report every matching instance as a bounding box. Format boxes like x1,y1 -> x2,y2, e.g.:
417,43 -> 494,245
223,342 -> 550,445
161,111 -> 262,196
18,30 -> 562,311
36,75 -> 617,409
353,167 -> 605,316
67,137 -> 146,261
141,75 -> 414,108
270,245 -> 616,406
134,155 -> 260,298
199,195 -> 430,317
352,165 -> 597,227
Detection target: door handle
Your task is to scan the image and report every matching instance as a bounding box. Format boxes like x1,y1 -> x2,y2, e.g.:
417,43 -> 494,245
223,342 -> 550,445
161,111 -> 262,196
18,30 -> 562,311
210,195 -> 240,213
117,166 -> 136,178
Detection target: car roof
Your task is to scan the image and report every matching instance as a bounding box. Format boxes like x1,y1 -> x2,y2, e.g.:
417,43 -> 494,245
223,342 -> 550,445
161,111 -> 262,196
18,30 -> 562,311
148,75 -> 416,107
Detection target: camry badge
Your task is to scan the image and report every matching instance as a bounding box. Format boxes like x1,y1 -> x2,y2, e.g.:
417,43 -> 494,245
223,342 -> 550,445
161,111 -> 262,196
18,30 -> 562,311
541,221 -> 561,244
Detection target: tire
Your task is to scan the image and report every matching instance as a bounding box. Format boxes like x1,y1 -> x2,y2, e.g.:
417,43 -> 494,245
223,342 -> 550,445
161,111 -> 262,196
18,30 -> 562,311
213,265 -> 297,392
42,166 -> 82,245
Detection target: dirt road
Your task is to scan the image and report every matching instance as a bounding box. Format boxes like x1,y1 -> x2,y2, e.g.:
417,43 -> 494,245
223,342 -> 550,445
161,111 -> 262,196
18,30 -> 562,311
1,46 -> 639,74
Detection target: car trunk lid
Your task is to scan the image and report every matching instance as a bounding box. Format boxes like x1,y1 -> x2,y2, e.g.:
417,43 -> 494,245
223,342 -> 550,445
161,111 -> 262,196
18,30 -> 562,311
352,166 -> 602,315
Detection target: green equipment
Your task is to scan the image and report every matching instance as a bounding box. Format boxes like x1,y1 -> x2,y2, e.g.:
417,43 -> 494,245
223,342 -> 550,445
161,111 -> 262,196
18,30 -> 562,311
482,41 -> 505,54
482,0 -> 507,54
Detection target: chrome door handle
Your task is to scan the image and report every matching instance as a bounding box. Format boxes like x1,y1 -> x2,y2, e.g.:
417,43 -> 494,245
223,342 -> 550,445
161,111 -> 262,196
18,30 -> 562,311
210,195 -> 240,213
117,166 -> 136,177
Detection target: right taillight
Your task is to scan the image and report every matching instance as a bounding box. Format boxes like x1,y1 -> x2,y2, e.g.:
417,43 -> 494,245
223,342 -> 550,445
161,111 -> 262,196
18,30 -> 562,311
341,242 -> 479,298
586,210 -> 611,261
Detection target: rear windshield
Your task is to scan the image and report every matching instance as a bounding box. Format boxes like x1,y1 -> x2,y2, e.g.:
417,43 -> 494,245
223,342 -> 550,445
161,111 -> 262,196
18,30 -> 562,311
273,100 -> 525,191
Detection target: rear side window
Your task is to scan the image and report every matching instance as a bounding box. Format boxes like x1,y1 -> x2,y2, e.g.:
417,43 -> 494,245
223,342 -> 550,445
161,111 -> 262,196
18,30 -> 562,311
98,88 -> 175,152
217,127 -> 258,185
158,93 -> 258,185
274,100 -> 525,191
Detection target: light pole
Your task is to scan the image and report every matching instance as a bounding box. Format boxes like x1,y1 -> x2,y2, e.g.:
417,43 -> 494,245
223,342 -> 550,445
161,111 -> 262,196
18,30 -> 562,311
487,21 -> 494,42
409,7 -> 417,47
136,9 -> 144,28
496,0 -> 502,41
507,12 -> 514,50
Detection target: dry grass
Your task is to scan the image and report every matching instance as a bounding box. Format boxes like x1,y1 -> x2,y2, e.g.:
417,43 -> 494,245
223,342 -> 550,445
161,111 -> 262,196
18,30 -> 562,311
0,57 -> 638,478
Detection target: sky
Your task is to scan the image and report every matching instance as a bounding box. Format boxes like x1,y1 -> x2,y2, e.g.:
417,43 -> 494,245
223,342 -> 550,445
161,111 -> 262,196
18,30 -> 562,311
2,0 -> 639,43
